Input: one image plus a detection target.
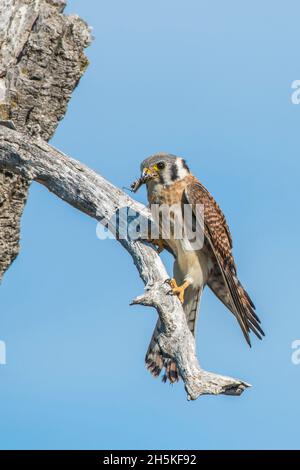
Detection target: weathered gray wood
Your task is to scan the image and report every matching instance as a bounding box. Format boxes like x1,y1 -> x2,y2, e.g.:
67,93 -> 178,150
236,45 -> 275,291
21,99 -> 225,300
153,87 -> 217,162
0,126 -> 251,400
0,0 -> 91,278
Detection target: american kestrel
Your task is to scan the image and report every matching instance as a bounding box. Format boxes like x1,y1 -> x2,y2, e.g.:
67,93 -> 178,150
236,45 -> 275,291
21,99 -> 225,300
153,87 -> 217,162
131,153 -> 264,383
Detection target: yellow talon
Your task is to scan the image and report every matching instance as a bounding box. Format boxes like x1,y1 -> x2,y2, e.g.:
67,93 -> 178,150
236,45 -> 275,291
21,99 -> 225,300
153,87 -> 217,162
168,278 -> 190,304
156,239 -> 165,254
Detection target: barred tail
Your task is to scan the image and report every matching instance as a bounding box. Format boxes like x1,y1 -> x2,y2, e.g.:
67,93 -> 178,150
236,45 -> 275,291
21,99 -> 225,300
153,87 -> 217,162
145,319 -> 180,383
208,266 -> 264,346
145,321 -> 165,378
145,285 -> 202,384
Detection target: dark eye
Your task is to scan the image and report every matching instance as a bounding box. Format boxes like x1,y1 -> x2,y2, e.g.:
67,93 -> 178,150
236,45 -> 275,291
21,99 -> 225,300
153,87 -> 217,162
157,162 -> 165,170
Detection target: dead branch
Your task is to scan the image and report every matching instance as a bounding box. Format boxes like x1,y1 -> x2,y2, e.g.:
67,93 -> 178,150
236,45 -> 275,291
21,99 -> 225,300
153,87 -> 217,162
0,125 -> 250,400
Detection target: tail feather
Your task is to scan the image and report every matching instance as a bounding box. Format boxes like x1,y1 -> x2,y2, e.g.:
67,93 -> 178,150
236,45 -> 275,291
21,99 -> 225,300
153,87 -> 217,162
145,325 -> 164,377
208,265 -> 264,346
145,320 -> 180,383
145,285 -> 202,383
162,359 -> 180,383
227,269 -> 264,344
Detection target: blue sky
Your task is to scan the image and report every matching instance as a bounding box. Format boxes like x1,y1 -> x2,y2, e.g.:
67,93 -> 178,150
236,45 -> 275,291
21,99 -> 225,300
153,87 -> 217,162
0,0 -> 300,449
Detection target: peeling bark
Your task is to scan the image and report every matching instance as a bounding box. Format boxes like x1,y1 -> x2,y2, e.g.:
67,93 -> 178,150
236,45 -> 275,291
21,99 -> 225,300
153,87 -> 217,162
0,0 -> 91,278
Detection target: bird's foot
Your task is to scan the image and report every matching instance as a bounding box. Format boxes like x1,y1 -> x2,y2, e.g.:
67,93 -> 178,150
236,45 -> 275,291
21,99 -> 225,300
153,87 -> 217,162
147,237 -> 165,254
168,278 -> 190,304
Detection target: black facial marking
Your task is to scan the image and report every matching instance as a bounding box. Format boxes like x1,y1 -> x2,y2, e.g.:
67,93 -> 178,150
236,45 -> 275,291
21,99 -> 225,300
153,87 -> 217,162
181,159 -> 189,172
171,163 -> 178,181
159,171 -> 165,184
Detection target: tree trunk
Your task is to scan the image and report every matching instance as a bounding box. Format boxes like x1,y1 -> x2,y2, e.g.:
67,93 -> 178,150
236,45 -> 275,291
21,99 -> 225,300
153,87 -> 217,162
0,0 -> 91,278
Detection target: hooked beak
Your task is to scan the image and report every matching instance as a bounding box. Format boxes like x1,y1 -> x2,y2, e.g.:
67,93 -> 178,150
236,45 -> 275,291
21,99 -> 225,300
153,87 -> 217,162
130,167 -> 157,193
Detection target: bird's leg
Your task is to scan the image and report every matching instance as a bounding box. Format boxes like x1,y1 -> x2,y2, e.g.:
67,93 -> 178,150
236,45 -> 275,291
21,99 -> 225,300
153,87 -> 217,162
168,279 -> 191,304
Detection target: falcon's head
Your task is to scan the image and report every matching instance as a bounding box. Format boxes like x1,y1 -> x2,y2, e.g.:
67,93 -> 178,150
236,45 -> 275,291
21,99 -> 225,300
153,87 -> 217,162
131,153 -> 190,192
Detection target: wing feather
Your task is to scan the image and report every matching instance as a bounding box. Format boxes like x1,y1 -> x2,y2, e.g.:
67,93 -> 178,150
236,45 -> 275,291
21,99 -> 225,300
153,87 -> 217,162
183,179 -> 264,345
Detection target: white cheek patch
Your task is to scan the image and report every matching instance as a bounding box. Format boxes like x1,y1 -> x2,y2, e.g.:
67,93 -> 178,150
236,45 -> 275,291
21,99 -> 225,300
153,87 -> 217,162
159,158 -> 189,186
177,158 -> 189,180
162,171 -> 173,186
